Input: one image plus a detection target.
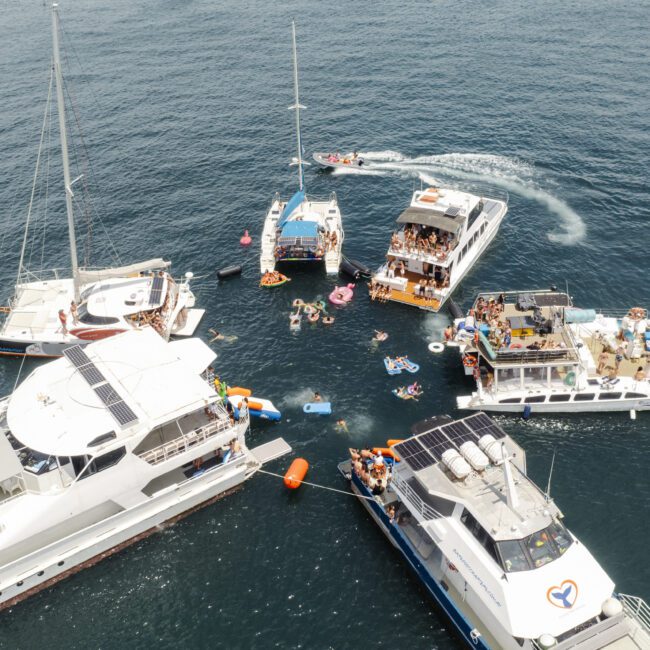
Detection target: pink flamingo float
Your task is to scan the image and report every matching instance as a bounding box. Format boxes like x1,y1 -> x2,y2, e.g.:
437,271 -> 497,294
328,283 -> 355,306
240,230 -> 252,246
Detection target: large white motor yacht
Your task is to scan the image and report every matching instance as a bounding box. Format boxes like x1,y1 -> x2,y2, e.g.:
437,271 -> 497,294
0,328 -> 290,609
259,22 -> 343,276
452,289 -> 650,414
340,413 -> 650,649
0,5 -> 204,358
369,186 -> 507,312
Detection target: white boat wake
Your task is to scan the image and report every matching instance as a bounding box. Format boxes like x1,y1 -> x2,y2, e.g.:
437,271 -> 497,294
333,151 -> 585,245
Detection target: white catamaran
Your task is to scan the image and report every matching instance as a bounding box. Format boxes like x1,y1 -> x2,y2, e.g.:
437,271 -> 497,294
0,4 -> 204,358
340,413 -> 650,649
260,21 -> 344,276
0,327 -> 291,609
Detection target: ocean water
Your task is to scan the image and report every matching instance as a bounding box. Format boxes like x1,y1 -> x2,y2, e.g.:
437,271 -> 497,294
0,0 -> 648,647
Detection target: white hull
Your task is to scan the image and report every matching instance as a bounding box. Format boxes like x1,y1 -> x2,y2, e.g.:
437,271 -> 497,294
0,457 -> 251,609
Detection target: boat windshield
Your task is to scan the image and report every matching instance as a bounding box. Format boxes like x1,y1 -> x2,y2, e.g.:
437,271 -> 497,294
497,519 -> 573,572
77,303 -> 120,325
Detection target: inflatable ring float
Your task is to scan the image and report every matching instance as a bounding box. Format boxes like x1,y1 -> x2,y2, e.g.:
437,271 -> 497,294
322,316 -> 335,325
315,300 -> 326,311
307,312 -> 320,323
462,355 -> 478,367
292,298 -> 305,308
303,304 -> 317,315
509,343 -> 523,349
428,342 -> 445,353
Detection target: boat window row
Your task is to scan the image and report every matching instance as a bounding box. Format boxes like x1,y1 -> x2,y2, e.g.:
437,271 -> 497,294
457,221 -> 487,264
461,508 -> 573,572
499,391 -> 641,405
491,365 -> 581,392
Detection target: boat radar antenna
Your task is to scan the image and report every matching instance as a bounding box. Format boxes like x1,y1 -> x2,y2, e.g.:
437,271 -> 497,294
545,448 -> 556,503
52,2 -> 81,302
501,441 -> 520,512
288,20 -> 308,191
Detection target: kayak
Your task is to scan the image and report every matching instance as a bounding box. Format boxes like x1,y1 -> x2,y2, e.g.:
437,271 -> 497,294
313,152 -> 366,171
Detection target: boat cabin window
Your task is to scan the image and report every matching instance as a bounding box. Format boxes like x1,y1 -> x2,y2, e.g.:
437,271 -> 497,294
549,394 -> 571,402
499,397 -> 521,404
497,519 -> 573,572
524,395 -> 546,403
22,450 -> 58,475
573,393 -> 595,401
77,304 -> 120,326
625,392 -> 647,398
598,392 -> 622,400
460,509 -> 499,564
77,447 -> 126,479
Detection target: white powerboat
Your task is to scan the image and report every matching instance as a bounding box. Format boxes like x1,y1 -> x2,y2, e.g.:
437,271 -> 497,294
312,151 -> 366,171
369,186 -> 507,312
340,413 -> 650,649
0,327 -> 290,610
0,4 -> 203,358
259,23 -> 344,276
452,289 -> 650,414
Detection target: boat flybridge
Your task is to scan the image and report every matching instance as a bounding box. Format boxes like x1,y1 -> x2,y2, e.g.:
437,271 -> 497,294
340,413 -> 650,650
0,4 -> 203,359
0,327 -> 290,609
369,186 -> 507,312
452,289 -> 650,414
259,22 -> 343,276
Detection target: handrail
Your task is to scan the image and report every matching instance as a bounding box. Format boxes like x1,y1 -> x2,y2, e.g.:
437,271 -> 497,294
619,593 -> 650,634
138,414 -> 238,465
392,472 -> 444,521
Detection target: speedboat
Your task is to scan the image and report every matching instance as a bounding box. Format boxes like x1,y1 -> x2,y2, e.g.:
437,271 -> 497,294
312,151 -> 366,171
369,186 -> 507,312
0,327 -> 291,610
339,412 -> 650,649
452,288 -> 650,415
0,4 -> 203,358
259,23 -> 344,276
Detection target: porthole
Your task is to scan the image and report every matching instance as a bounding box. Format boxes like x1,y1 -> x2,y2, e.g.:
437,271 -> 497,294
37,571 -> 44,577
57,561 -> 64,567
16,581 -> 23,587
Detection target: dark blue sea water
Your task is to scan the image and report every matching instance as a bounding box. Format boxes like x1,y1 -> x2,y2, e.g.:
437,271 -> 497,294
0,0 -> 648,647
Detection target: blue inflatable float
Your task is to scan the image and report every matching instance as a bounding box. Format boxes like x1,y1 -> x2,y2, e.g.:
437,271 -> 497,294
303,402 -> 332,415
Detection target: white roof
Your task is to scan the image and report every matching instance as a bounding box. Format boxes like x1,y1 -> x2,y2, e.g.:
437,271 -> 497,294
7,328 -> 217,457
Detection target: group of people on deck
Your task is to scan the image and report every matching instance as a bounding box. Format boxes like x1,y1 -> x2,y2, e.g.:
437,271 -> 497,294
390,225 -> 454,259
368,278 -> 392,302
349,448 -> 389,495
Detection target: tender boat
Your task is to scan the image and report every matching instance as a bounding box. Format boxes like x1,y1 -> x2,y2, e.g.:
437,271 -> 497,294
312,152 -> 366,171
339,413 -> 650,649
369,186 -> 507,312
260,23 -> 344,276
452,289 -> 650,414
0,4 -> 203,359
0,327 -> 291,609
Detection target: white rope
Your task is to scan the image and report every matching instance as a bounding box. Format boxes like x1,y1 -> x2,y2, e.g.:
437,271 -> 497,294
256,468 -> 374,501
12,353 -> 28,393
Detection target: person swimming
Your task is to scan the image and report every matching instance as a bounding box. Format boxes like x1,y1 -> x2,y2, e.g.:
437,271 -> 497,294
336,418 -> 349,433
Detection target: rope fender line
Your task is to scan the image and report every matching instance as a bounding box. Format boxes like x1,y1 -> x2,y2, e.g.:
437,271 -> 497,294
256,468 -> 375,501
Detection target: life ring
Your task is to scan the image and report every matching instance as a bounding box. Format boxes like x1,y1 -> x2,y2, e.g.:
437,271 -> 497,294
292,298 -> 305,308
564,371 -> 576,386
463,355 -> 478,368
303,304 -> 317,315
308,312 -> 320,323
322,316 -> 335,325
428,342 -> 445,353
509,343 -> 523,349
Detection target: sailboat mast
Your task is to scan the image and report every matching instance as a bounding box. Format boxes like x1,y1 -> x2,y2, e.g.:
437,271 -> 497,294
51,3 -> 81,302
290,20 -> 305,191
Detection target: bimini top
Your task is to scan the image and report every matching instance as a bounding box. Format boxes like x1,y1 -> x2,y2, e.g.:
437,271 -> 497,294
396,206 -> 465,235
6,328 -> 217,457
278,219 -> 319,246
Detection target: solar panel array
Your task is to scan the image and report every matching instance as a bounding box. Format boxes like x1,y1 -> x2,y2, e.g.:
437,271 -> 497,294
149,275 -> 165,306
392,413 -> 506,473
63,345 -> 138,428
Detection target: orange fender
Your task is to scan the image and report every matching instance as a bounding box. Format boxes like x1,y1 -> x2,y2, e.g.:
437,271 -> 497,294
284,458 -> 309,489
386,439 -> 404,447
227,386 -> 252,397
246,400 -> 264,411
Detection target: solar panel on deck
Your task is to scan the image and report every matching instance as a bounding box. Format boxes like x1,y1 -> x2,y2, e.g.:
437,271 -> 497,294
441,421 -> 475,445
464,412 -> 506,440
406,450 -> 437,472
93,383 -> 122,406
393,438 -> 425,460
419,429 -> 454,462
393,438 -> 437,471
149,275 -> 164,305
79,364 -> 106,386
63,345 -> 92,369
108,401 -> 138,427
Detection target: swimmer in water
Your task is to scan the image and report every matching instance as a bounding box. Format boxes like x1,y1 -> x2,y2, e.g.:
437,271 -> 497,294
336,418 -> 349,433
373,330 -> 388,342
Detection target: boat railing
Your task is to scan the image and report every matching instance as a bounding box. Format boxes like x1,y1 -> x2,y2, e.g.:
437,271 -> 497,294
138,413 -> 242,465
478,338 -> 579,366
590,308 -> 647,320
392,472 -> 444,521
619,593 -> 650,635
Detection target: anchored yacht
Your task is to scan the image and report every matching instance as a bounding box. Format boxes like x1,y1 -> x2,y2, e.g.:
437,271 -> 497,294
259,22 -> 343,276
452,289 -> 650,414
0,328 -> 290,609
369,186 -> 507,312
0,4 -> 203,358
340,413 -> 650,650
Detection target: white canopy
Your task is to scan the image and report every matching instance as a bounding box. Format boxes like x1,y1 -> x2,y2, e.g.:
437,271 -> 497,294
77,258 -> 170,285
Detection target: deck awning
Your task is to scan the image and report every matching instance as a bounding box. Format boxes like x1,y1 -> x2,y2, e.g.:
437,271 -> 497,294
396,207 -> 464,235
278,220 -> 319,246
77,259 -> 170,285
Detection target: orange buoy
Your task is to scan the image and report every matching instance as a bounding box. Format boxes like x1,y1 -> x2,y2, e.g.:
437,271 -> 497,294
246,400 -> 264,411
372,447 -> 401,462
284,458 -> 309,489
226,386 -> 252,397
386,439 -> 404,447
